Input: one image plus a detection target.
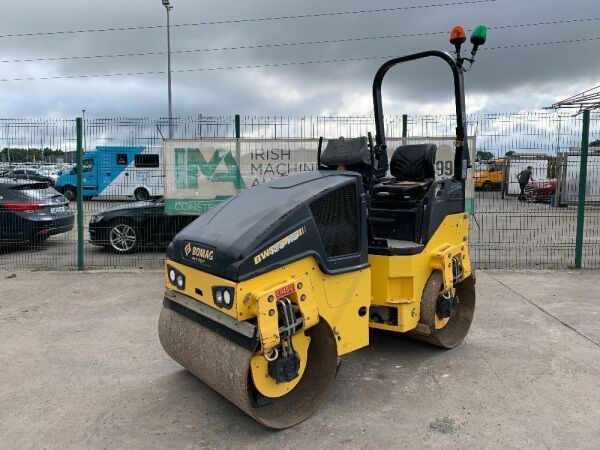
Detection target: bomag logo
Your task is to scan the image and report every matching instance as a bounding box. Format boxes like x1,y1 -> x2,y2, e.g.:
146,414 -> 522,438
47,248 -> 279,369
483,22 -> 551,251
254,227 -> 306,265
183,241 -> 214,265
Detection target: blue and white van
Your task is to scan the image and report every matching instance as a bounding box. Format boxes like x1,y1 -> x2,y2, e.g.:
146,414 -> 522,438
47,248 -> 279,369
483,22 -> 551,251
55,146 -> 163,201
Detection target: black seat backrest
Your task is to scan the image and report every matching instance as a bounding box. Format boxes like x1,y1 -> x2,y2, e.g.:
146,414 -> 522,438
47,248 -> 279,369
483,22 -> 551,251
321,137 -> 371,167
390,144 -> 437,181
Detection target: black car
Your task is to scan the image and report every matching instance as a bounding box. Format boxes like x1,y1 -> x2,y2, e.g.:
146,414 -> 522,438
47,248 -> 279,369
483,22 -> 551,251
0,179 -> 74,243
89,199 -> 196,253
2,169 -> 55,185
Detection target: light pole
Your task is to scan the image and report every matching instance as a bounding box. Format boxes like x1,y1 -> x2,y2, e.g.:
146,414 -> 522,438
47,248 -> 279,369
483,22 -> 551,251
82,109 -> 86,151
162,0 -> 174,139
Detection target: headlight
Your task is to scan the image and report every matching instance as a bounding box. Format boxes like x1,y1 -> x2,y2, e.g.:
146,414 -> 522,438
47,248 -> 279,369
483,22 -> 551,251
166,265 -> 185,290
214,289 -> 223,306
212,286 -> 234,309
223,290 -> 232,307
90,214 -> 104,223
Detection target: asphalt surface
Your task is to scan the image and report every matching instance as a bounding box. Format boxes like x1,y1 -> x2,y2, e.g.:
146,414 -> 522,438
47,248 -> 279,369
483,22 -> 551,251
1,269 -> 599,449
1,193 -> 599,270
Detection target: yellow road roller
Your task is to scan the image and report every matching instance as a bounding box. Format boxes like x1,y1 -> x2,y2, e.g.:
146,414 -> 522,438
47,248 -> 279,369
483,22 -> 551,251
159,26 -> 487,429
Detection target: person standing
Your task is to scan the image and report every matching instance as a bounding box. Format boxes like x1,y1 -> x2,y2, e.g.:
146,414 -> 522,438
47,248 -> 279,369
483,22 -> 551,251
517,165 -> 534,201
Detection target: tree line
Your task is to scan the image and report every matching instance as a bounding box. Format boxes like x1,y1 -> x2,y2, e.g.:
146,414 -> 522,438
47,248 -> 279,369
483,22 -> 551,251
1,147 -> 67,162
476,141 -> 600,163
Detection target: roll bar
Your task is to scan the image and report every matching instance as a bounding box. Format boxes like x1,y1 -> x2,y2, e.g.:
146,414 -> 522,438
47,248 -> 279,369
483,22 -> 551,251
372,50 -> 469,181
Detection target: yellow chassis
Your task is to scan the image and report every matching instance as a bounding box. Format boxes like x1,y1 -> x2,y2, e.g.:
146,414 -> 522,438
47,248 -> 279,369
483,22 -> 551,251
165,213 -> 470,358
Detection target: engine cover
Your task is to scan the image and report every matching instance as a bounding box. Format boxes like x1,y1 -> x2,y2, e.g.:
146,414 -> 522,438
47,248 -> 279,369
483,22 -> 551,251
167,171 -> 368,281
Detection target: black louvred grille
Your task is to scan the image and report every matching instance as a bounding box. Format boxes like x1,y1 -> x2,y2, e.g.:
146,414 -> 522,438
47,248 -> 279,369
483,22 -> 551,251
309,183 -> 359,258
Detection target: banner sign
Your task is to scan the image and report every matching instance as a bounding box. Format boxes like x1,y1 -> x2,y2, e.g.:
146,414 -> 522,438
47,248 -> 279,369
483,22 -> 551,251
164,137 -> 475,215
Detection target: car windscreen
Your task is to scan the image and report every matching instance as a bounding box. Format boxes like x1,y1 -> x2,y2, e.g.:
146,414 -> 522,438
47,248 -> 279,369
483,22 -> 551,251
10,183 -> 65,203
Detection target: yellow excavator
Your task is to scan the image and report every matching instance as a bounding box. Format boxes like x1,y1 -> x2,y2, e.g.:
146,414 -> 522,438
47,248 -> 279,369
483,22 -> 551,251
159,25 -> 487,429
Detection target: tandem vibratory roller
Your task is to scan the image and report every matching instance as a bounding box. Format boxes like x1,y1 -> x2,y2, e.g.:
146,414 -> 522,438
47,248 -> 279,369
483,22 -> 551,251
159,24 -> 487,429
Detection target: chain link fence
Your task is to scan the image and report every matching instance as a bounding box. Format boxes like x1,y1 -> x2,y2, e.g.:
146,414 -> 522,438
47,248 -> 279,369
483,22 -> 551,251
1,113 -> 598,271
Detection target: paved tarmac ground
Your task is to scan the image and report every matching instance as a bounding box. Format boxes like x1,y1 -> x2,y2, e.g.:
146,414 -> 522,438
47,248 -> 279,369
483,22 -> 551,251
1,269 -> 599,449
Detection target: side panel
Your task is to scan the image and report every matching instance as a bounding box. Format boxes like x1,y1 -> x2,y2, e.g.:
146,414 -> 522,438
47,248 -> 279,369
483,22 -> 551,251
369,213 -> 470,332
97,148 -> 164,198
237,257 -> 371,356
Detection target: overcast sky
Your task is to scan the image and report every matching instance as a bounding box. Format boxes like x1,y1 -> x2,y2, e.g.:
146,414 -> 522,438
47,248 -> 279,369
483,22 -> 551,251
0,0 -> 598,118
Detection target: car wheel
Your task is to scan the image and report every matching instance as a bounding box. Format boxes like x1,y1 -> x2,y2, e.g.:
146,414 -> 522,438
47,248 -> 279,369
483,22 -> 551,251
63,186 -> 76,201
108,221 -> 138,254
482,181 -> 492,191
134,188 -> 150,201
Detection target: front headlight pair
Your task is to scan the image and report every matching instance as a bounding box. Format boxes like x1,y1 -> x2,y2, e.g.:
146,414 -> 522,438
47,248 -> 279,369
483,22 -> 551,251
166,265 -> 233,309
212,286 -> 234,309
167,265 -> 185,290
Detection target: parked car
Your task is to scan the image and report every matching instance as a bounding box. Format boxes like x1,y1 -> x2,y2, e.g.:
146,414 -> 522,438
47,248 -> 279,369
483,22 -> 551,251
0,179 -> 74,243
89,198 -> 195,253
525,178 -> 557,202
2,168 -> 56,185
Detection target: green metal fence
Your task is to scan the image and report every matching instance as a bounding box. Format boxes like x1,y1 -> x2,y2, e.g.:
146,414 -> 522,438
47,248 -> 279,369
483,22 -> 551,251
0,113 -> 598,271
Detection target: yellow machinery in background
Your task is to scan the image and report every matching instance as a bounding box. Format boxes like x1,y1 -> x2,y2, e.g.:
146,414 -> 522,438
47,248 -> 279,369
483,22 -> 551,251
159,25 -> 486,429
474,158 -> 506,191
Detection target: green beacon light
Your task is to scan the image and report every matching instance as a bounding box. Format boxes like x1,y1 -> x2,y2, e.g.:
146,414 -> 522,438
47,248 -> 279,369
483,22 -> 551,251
470,24 -> 487,47
468,24 -> 487,63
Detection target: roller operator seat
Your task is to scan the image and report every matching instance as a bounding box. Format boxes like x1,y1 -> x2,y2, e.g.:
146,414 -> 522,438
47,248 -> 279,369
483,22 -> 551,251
373,144 -> 437,198
319,136 -> 374,182
320,137 -> 370,169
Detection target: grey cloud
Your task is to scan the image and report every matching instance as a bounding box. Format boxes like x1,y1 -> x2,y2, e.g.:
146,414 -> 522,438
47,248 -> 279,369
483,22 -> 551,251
0,0 -> 598,117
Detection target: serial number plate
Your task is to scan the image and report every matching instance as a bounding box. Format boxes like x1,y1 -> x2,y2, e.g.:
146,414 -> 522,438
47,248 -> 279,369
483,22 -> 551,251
275,284 -> 295,298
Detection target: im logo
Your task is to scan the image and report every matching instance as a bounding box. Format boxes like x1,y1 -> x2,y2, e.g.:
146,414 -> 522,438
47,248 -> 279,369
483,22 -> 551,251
174,148 -> 246,191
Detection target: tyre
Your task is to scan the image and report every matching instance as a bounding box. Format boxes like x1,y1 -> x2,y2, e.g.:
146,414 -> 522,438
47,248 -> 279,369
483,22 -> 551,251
108,220 -> 139,254
482,181 -> 492,191
134,187 -> 150,201
63,186 -> 76,201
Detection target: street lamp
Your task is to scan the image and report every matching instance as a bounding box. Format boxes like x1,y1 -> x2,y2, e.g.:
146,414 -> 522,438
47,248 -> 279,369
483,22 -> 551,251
162,0 -> 174,138
82,109 -> 86,151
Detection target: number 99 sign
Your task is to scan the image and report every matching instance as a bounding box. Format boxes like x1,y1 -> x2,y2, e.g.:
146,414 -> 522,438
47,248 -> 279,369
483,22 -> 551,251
435,160 -> 454,177
434,143 -> 456,179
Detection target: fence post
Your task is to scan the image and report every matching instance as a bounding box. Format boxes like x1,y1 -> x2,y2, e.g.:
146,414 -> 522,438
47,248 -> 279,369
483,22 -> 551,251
235,114 -> 241,139
76,117 -> 84,270
402,114 -> 408,144
234,114 -> 242,193
574,109 -> 590,269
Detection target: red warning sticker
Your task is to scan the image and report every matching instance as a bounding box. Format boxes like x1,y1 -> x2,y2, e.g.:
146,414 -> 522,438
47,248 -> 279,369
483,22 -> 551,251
275,284 -> 296,298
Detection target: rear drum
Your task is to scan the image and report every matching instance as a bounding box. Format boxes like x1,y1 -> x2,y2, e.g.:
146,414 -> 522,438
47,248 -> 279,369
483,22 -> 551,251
409,271 -> 476,349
